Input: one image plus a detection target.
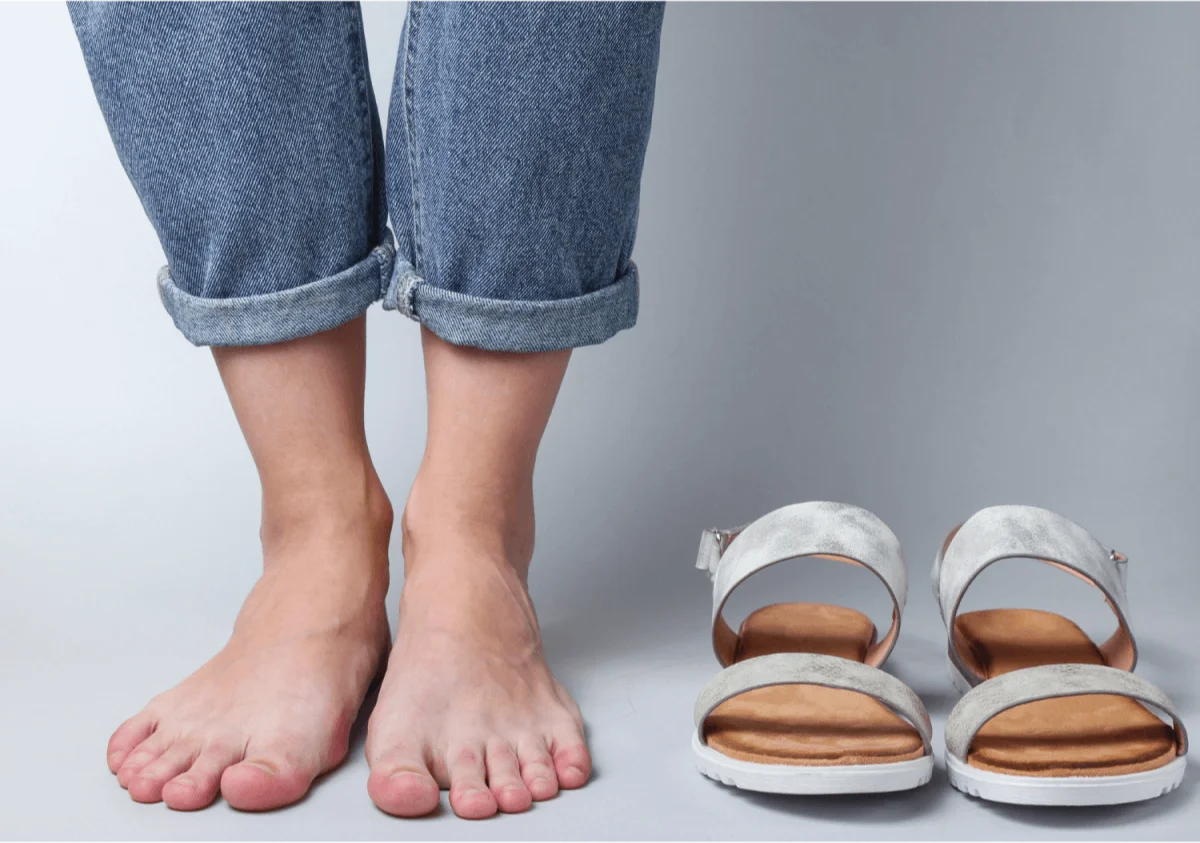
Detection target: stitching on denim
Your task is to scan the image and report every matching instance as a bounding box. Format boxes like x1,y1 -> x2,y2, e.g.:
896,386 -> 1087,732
397,271 -> 420,319
380,255 -> 421,321
401,1 -> 425,274
373,242 -> 395,299
345,3 -> 376,243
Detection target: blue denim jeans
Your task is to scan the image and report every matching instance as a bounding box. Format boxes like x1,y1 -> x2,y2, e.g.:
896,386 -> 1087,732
69,2 -> 664,351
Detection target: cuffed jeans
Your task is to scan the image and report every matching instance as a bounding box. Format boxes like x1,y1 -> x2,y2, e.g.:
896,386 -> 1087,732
69,1 -> 664,351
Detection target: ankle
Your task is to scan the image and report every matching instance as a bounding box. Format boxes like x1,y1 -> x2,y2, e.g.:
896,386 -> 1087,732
400,462 -> 535,580
259,463 -> 394,555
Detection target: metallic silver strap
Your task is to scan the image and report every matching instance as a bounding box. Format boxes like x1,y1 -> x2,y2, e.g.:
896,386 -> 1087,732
944,663 -> 1187,761
694,652 -> 933,754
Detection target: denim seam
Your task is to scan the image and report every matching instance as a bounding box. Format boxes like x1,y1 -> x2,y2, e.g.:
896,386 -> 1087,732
399,273 -> 419,318
381,258 -> 421,319
346,3 -> 375,233
379,246 -> 401,304
401,1 -> 426,274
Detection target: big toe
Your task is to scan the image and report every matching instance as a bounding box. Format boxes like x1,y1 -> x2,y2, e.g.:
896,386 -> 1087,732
368,765 -> 442,817
220,758 -> 314,811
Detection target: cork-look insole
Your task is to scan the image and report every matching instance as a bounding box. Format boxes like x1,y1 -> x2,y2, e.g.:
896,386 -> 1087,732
955,609 -> 1177,777
702,603 -> 926,766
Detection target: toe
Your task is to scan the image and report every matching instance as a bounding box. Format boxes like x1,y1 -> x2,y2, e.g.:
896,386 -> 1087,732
446,744 -> 497,820
107,716 -> 155,773
368,747 -> 441,818
551,735 -> 591,791
162,745 -> 242,812
127,745 -> 198,804
485,740 -> 532,814
516,736 -> 559,801
220,755 -> 315,812
116,732 -> 172,789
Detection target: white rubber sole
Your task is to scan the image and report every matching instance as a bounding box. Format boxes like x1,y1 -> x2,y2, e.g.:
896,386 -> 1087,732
944,655 -> 1187,805
692,732 -> 934,795
947,753 -> 1186,806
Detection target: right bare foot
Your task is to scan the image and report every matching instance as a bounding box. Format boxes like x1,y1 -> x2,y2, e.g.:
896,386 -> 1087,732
106,487 -> 392,811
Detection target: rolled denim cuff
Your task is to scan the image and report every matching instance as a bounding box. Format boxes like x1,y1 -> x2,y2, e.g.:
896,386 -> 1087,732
157,242 -> 396,347
383,260 -> 640,353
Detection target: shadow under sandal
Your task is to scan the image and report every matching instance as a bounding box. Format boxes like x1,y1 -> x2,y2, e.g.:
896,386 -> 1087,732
691,502 -> 934,794
934,505 -> 1189,806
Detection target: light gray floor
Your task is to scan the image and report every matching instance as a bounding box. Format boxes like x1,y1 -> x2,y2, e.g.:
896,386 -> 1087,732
3,3 -> 1200,839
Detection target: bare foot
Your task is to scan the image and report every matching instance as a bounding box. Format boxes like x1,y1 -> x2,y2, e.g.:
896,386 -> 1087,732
106,490 -> 392,811
364,480 -> 590,820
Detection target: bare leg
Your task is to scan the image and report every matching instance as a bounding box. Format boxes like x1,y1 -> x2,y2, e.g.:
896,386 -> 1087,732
106,317 -> 392,811
365,329 -> 590,820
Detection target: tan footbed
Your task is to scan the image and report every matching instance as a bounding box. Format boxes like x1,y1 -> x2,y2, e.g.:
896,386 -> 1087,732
702,603 -> 926,766
955,608 -> 1177,777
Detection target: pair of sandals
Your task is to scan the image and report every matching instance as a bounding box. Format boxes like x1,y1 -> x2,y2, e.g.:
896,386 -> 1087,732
691,502 -> 1188,806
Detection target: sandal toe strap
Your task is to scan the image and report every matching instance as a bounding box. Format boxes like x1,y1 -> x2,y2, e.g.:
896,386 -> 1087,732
694,652 -> 933,754
944,663 -> 1188,761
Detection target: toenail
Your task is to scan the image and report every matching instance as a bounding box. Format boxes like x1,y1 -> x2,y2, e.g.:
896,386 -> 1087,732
172,777 -> 196,788
246,761 -> 277,776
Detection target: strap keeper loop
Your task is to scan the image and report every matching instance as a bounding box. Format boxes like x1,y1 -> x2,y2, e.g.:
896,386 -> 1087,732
696,527 -> 738,578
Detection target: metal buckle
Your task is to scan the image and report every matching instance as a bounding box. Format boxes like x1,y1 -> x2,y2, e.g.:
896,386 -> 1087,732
1110,549 -> 1129,588
695,527 -> 738,577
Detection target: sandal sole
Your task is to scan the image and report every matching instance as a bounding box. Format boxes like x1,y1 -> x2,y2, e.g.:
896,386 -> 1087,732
945,655 -> 1186,805
692,732 -> 933,795
946,753 -> 1185,806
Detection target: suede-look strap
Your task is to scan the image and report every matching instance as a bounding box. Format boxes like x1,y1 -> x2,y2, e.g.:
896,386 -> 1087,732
697,502 -> 908,668
694,652 -> 933,754
944,663 -> 1187,761
932,505 -> 1135,686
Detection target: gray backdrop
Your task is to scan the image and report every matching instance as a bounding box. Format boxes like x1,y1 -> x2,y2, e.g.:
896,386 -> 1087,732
2,2 -> 1198,839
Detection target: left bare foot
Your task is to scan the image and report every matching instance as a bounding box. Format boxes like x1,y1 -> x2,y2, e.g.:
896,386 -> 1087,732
364,479 -> 590,820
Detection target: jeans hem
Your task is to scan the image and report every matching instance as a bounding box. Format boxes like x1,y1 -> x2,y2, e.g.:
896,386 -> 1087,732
386,262 -> 640,352
157,242 -> 396,347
